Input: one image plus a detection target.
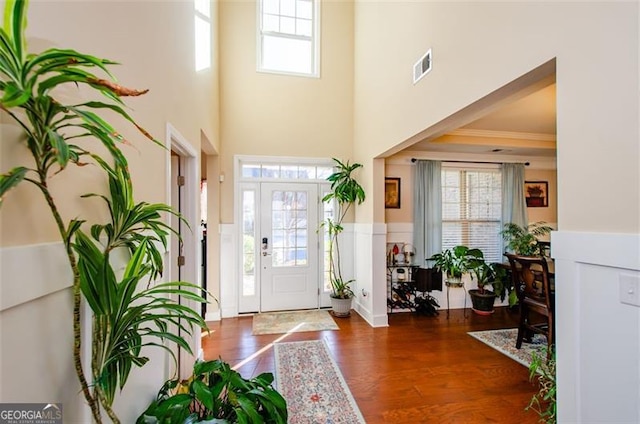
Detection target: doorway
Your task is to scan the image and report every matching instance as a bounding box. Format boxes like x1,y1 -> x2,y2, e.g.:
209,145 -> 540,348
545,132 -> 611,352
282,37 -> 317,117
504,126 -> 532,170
236,158 -> 335,313
259,182 -> 319,311
166,124 -> 200,378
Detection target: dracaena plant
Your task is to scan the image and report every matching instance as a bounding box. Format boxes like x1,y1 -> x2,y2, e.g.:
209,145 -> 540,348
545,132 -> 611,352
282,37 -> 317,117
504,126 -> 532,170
320,158 -> 365,299
0,1 -> 207,422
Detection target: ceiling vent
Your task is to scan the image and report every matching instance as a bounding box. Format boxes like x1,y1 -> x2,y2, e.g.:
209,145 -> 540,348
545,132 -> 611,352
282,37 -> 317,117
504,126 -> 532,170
413,48 -> 432,84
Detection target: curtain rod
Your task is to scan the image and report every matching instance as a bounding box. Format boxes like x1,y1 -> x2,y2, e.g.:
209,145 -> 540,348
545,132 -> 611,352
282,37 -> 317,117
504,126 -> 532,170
410,158 -> 530,166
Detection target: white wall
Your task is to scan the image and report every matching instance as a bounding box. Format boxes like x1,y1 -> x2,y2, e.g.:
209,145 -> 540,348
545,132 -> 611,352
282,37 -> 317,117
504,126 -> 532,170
553,232 -> 640,422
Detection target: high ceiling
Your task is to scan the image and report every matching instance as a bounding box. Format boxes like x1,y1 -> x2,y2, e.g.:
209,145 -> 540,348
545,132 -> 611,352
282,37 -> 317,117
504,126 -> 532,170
405,84 -> 557,158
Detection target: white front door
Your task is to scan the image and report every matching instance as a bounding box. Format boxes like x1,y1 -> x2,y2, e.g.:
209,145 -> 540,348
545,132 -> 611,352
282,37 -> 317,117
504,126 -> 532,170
260,183 -> 319,311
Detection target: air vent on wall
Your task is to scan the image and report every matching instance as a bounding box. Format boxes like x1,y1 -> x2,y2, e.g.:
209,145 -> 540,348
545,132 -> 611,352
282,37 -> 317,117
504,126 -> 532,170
413,48 -> 432,84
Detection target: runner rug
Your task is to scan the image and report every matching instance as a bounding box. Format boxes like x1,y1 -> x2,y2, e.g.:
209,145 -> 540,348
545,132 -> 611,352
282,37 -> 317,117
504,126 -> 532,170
468,328 -> 547,368
274,340 -> 365,424
253,309 -> 339,335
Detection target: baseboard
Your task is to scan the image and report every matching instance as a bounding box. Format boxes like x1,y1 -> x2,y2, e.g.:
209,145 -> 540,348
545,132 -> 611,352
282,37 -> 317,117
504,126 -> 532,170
205,310 -> 221,322
353,299 -> 388,327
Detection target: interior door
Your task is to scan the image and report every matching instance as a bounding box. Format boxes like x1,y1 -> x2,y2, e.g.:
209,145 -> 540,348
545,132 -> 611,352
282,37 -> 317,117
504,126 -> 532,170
260,183 -> 319,311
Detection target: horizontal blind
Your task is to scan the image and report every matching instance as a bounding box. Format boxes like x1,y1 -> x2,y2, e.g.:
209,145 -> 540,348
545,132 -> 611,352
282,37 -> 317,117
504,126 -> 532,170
442,168 -> 502,263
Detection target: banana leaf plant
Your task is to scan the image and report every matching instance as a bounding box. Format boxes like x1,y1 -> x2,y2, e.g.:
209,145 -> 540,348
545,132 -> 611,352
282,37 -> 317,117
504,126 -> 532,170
0,1 -> 208,422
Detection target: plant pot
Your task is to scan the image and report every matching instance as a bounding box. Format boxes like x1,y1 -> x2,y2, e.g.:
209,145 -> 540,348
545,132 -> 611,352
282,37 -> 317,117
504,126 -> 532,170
445,275 -> 463,287
330,296 -> 353,317
469,289 -> 496,315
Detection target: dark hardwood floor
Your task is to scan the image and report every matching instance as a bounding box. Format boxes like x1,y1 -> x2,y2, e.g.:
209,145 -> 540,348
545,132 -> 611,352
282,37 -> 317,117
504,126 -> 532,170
201,307 -> 540,423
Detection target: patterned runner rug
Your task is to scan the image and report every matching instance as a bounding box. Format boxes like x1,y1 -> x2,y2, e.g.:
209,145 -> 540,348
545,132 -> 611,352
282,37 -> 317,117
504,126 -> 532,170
274,340 -> 365,424
253,309 -> 339,335
468,328 -> 547,368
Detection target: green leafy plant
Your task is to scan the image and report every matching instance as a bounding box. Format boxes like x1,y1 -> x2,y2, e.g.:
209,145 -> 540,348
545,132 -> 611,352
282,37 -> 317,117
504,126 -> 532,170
137,359 -> 288,424
428,245 -> 480,283
0,1 -> 208,422
501,222 -> 553,256
466,251 -> 496,293
320,158 -> 365,299
527,347 -> 557,423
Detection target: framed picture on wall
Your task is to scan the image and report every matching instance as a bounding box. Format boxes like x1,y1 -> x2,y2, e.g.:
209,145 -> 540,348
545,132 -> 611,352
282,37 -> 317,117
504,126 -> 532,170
385,177 -> 401,209
525,181 -> 548,207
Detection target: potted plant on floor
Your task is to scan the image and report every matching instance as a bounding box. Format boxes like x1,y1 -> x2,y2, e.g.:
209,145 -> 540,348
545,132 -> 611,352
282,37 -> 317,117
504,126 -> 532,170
320,158 -> 366,317
501,221 -> 553,257
466,250 -> 502,315
137,359 -> 288,423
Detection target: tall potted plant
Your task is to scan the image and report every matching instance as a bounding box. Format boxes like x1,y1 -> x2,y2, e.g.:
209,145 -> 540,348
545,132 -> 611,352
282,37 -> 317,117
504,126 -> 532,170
320,158 -> 365,317
0,1 -> 208,422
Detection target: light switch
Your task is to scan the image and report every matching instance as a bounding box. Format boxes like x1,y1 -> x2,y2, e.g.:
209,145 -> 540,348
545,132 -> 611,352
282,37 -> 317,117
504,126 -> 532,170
619,274 -> 640,307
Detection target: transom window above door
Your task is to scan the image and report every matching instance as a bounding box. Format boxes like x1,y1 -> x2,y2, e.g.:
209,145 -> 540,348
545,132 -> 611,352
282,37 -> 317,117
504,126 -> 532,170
257,0 -> 320,77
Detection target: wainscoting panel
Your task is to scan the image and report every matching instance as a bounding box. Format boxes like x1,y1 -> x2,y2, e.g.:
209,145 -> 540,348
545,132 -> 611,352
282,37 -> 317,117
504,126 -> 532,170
553,230 -> 640,423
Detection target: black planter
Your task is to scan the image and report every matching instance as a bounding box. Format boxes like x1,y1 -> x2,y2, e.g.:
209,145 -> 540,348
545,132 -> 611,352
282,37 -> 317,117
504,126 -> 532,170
469,289 -> 496,315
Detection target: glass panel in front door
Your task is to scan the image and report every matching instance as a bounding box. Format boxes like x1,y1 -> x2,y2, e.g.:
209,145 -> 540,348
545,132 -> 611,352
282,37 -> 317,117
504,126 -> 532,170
271,190 -> 308,268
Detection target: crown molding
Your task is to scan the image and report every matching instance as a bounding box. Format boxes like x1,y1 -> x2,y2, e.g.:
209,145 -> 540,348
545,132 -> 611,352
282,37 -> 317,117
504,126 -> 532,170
449,128 -> 556,142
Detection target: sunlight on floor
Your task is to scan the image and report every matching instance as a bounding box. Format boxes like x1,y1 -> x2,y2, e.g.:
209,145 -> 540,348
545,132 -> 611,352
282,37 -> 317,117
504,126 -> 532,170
231,322 -> 306,370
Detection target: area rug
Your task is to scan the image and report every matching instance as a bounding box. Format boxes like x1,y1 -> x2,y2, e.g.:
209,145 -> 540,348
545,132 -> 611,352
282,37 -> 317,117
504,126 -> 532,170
252,309 -> 339,335
468,328 -> 547,368
274,340 -> 365,424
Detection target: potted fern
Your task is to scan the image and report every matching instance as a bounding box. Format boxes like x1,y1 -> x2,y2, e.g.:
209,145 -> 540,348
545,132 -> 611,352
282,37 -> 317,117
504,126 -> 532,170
501,221 -> 553,257
320,158 -> 365,317
0,1 -> 209,422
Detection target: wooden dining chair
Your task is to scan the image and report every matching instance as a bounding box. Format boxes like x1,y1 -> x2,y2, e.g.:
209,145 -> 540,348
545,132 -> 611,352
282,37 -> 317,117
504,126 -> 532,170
505,253 -> 555,357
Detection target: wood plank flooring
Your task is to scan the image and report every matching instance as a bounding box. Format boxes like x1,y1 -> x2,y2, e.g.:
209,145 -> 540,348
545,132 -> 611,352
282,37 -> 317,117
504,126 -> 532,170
201,307 -> 540,423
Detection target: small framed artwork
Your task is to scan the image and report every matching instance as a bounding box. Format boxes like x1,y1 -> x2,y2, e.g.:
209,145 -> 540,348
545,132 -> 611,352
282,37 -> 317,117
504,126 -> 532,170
525,181 -> 548,208
385,177 -> 401,209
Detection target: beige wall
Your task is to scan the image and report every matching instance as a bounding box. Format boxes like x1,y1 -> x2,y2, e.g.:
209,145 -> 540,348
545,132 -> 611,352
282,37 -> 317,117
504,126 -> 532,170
354,2 -> 638,234
384,163 -> 413,223
525,168 -> 557,225
0,1 -> 219,421
218,0 -> 355,222
384,163 -> 558,225
1,0 -> 220,245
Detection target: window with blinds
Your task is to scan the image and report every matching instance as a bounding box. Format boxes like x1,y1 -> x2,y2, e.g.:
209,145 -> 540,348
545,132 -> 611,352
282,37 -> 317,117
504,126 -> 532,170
442,168 -> 502,263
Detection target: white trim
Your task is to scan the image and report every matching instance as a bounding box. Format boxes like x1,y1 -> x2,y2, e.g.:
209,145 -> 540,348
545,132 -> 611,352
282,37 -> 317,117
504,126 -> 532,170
552,231 -> 640,270
220,223 -> 238,318
165,123 -> 201,379
352,223 -> 389,327
256,0 -> 320,78
205,310 -> 221,322
552,230 -> 640,423
232,155 -> 334,316
0,242 -> 71,311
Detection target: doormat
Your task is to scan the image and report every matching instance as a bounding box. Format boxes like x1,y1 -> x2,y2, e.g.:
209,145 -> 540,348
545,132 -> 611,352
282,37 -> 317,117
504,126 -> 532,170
274,340 -> 365,424
468,328 -> 547,368
252,309 -> 339,335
